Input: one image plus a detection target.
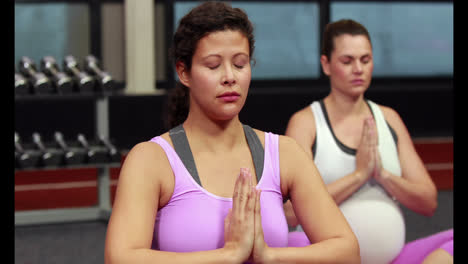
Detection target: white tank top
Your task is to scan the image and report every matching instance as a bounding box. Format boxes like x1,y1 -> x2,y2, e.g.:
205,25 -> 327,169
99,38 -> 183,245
311,100 -> 405,264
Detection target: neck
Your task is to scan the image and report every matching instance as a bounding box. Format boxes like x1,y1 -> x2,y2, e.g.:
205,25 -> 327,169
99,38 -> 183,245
324,90 -> 367,117
183,111 -> 245,152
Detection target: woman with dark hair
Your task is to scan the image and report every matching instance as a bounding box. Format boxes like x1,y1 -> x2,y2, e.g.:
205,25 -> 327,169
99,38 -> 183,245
284,19 -> 453,264
105,2 -> 359,263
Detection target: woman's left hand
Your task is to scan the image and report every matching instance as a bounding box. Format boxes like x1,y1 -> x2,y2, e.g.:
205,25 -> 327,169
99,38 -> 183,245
251,188 -> 272,264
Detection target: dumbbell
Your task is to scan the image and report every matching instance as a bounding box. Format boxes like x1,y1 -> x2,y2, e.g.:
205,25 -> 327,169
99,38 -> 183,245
32,132 -> 65,167
83,55 -> 115,93
54,131 -> 87,165
15,70 -> 30,95
41,56 -> 74,94
15,132 -> 41,169
63,55 -> 95,93
77,133 -> 108,164
18,56 -> 54,94
98,135 -> 121,163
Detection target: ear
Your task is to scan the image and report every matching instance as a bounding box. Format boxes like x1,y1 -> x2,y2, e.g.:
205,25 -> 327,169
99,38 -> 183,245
175,61 -> 190,87
320,55 -> 331,77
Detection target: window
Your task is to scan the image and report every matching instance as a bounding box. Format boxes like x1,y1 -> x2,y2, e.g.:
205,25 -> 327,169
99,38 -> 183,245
174,1 -> 321,80
331,2 -> 453,77
15,3 -> 90,71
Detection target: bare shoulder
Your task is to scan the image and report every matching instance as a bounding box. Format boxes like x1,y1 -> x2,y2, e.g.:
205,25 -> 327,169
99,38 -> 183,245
278,134 -> 303,152
120,136 -> 173,187
285,104 -> 317,156
278,134 -> 321,195
126,141 -> 166,163
375,104 -> 408,132
251,128 -> 266,147
288,105 -> 315,127
278,135 -> 310,173
378,104 -> 402,122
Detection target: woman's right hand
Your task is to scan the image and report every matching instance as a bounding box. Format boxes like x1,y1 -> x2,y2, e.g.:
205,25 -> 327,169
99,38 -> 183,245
355,117 -> 378,182
223,168 -> 257,263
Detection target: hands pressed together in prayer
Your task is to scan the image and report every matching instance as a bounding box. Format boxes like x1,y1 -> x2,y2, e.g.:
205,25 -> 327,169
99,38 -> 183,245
355,117 -> 387,183
223,168 -> 271,264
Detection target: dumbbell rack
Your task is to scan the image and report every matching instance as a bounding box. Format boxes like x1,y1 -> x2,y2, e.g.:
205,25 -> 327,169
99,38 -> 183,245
15,96 -> 117,226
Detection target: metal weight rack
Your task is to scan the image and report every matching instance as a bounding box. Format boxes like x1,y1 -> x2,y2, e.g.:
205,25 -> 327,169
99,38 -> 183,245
15,96 -> 118,226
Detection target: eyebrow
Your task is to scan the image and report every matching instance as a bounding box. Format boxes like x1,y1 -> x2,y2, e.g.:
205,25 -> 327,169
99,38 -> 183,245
201,52 -> 249,60
339,54 -> 371,59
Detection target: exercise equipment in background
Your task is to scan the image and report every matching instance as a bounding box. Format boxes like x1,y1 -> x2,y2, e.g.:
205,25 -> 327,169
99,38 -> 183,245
83,55 -> 115,93
41,56 -> 74,94
15,132 -> 41,169
15,69 -> 30,95
32,132 -> 64,167
18,56 -> 53,94
77,133 -> 109,164
54,131 -> 87,165
63,55 -> 95,94
98,134 -> 121,163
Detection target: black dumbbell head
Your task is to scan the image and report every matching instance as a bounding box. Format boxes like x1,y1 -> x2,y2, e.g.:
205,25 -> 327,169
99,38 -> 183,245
84,55 -> 114,92
63,55 -> 96,93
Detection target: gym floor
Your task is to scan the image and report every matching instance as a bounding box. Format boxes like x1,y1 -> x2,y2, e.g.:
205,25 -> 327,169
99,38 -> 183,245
14,139 -> 454,263
14,190 -> 453,264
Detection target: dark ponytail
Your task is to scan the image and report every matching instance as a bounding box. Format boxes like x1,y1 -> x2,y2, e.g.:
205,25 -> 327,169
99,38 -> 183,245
164,83 -> 189,129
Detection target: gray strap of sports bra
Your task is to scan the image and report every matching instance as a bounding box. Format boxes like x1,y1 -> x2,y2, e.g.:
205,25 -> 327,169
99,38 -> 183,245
169,124 -> 202,185
242,124 -> 264,183
168,124 -> 264,186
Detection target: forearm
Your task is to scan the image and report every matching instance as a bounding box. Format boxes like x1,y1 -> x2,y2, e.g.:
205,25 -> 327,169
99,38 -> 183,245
286,171 -> 366,225
266,236 -> 360,264
105,247 -> 240,264
283,200 -> 299,227
327,171 -> 366,205
377,169 -> 437,216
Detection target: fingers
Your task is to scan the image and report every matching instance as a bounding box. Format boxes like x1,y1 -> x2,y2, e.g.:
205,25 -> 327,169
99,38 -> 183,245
356,117 -> 378,180
224,168 -> 256,260
367,117 -> 378,146
254,188 -> 263,236
231,169 -> 244,215
360,117 -> 370,145
224,209 -> 232,232
232,168 -> 256,222
245,171 -> 256,218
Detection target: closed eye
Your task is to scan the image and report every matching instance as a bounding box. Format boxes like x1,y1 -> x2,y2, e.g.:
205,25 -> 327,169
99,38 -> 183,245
207,64 -> 220,70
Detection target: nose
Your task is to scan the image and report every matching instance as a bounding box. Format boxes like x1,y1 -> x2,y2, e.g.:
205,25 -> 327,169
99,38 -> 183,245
221,65 -> 236,86
352,61 -> 363,74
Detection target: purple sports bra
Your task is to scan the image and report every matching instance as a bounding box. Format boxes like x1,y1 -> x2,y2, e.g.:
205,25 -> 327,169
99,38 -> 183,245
149,131 -> 288,253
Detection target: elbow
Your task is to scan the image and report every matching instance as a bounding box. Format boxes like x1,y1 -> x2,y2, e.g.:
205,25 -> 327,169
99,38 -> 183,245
337,233 -> 361,264
419,187 -> 438,217
426,185 -> 439,216
105,244 -> 126,264
424,196 -> 438,217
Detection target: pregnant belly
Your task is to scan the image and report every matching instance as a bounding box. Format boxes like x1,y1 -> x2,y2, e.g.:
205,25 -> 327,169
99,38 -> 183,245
340,199 -> 405,264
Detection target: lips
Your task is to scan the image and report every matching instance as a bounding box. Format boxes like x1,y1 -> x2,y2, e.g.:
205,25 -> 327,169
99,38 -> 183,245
217,91 -> 240,102
351,79 -> 364,85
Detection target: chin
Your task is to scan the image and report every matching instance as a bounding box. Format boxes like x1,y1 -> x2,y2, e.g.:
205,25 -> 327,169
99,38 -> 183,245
350,85 -> 369,95
209,107 -> 243,122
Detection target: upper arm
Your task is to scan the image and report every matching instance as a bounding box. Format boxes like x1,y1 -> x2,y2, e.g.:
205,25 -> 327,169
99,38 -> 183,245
381,106 -> 436,189
279,136 -> 354,243
105,141 -> 173,256
285,107 -> 316,159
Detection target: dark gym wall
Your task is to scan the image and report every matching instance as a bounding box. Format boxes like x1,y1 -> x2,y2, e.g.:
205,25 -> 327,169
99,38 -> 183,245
15,97 -> 96,144
107,79 -> 453,150
15,1 -> 454,151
